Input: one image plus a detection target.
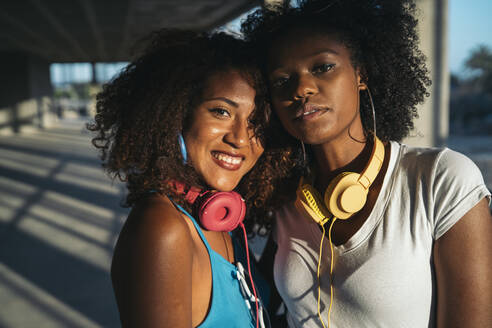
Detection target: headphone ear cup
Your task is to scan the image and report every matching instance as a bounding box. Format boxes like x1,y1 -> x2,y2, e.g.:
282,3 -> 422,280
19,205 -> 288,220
324,172 -> 368,219
197,191 -> 245,232
296,183 -> 331,225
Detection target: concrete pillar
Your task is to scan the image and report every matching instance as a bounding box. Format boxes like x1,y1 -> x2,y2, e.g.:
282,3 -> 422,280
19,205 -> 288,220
0,53 -> 53,134
91,62 -> 97,84
404,0 -> 449,147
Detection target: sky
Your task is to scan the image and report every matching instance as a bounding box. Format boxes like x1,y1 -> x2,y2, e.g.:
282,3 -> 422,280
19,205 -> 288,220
51,0 -> 492,84
448,0 -> 492,76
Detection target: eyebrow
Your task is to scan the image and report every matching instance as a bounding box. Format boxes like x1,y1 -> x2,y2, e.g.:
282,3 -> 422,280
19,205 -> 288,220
308,48 -> 340,57
269,48 -> 340,72
202,97 -> 239,107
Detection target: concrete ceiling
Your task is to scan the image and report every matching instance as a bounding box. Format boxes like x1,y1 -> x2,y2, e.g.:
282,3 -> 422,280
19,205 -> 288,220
0,0 -> 260,63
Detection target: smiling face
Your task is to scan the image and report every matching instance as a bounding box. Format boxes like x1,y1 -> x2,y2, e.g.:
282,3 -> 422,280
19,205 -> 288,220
268,29 -> 365,146
184,70 -> 264,191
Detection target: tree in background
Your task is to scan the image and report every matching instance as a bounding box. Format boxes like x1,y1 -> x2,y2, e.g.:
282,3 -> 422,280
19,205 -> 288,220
450,44 -> 492,135
465,45 -> 492,95
53,83 -> 101,118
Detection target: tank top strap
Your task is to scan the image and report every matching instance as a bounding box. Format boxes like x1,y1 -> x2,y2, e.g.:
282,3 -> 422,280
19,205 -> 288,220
169,198 -> 213,252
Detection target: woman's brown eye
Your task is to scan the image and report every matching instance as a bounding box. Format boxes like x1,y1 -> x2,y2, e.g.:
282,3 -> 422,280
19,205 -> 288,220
209,108 -> 230,117
271,76 -> 290,89
312,63 -> 335,74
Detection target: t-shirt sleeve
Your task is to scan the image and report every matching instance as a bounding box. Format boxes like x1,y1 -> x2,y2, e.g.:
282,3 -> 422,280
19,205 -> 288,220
431,148 -> 491,240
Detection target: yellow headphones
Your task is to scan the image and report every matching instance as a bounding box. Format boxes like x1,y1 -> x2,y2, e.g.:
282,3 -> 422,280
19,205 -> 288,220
295,135 -> 385,223
294,136 -> 385,328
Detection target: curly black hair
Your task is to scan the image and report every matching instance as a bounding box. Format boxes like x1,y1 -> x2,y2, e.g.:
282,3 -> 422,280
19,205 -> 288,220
241,0 -> 431,142
87,29 -> 296,232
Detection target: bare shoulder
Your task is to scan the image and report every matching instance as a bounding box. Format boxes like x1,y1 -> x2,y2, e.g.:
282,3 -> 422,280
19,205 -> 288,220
111,193 -> 194,281
111,194 -> 196,326
118,194 -> 191,249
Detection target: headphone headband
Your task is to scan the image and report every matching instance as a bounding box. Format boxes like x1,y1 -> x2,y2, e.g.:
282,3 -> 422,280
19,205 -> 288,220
296,136 -> 385,221
357,136 -> 384,189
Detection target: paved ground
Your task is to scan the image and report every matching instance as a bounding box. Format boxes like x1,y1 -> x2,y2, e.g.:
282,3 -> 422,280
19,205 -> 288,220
0,117 -> 127,328
0,118 -> 490,328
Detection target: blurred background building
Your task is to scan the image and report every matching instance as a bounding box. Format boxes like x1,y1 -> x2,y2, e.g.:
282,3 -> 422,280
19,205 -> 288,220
0,0 -> 490,327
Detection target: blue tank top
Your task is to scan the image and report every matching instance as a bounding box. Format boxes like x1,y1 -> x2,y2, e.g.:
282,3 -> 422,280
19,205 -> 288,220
172,202 -> 257,328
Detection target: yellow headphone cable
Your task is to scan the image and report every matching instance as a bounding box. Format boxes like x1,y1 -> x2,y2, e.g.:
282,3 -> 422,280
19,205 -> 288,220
316,216 -> 337,328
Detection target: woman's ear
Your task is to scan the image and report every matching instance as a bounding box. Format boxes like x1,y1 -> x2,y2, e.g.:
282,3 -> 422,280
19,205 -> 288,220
356,67 -> 368,90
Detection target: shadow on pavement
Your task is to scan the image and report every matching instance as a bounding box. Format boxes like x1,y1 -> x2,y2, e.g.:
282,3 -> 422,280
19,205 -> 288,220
0,118 -> 128,327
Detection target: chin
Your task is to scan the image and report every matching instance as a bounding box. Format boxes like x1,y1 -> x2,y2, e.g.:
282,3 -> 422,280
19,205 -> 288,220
210,184 -> 237,192
298,126 -> 336,145
206,176 -> 240,192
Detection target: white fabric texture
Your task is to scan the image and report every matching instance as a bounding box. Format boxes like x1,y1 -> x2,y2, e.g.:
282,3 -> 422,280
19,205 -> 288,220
273,141 -> 491,328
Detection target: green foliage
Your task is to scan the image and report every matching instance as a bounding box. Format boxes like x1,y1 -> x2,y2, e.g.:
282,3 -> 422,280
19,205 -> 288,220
450,44 -> 492,135
53,83 -> 101,100
464,44 -> 492,94
450,73 -> 461,88
53,86 -> 77,99
465,45 -> 492,72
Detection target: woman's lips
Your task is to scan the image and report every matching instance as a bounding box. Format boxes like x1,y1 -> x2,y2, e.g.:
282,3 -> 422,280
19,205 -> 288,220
296,109 -> 326,121
294,104 -> 329,121
211,151 -> 244,170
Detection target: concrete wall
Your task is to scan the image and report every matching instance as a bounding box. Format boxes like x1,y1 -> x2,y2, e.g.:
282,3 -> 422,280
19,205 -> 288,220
404,0 -> 449,147
0,53 -> 53,135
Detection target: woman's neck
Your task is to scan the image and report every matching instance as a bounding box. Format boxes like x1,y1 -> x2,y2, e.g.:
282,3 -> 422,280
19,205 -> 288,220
311,136 -> 373,190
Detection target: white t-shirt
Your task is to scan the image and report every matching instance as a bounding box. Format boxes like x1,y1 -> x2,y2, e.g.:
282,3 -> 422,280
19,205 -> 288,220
273,141 -> 491,328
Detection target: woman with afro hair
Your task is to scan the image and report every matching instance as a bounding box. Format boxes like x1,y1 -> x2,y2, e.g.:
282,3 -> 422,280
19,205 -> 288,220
241,0 -> 492,327
88,29 -> 295,327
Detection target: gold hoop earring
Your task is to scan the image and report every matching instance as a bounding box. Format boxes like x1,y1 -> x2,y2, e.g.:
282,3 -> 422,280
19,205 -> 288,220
365,87 -> 377,138
300,140 -> 311,176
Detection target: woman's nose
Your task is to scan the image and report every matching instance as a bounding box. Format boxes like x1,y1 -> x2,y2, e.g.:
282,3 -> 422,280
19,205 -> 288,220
293,74 -> 318,100
224,119 -> 250,148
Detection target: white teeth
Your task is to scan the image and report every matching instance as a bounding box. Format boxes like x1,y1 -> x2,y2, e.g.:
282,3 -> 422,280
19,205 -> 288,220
213,153 -> 242,165
303,110 -> 317,116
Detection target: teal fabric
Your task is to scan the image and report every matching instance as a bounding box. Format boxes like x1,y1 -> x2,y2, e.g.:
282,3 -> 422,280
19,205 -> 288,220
172,202 -> 256,328
231,234 -> 270,308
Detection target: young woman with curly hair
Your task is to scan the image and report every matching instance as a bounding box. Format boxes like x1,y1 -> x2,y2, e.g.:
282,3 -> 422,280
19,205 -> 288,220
241,0 -> 492,327
88,29 -> 295,327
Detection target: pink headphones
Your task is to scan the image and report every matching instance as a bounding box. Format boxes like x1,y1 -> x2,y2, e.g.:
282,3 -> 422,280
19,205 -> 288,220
170,181 -> 261,327
173,135 -> 260,327
170,181 -> 246,232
